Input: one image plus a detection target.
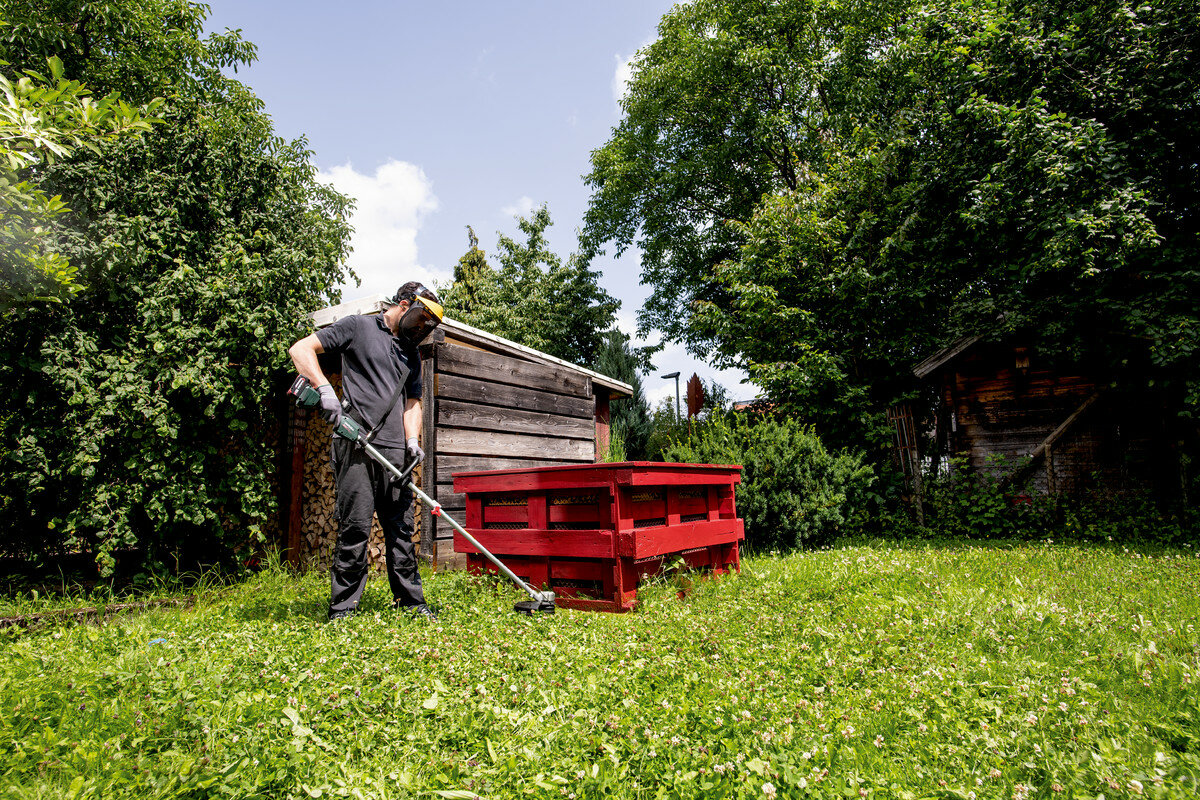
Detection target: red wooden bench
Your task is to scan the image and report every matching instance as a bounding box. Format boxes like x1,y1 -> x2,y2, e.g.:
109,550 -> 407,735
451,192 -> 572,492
451,462 -> 743,612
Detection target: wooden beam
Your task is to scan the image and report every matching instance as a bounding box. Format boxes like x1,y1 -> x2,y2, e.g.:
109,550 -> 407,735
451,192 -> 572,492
437,344 -> 591,398
1001,391 -> 1101,488
436,427 -> 596,461
437,398 -> 595,441
594,390 -> 611,461
436,373 -> 594,419
311,295 -> 387,328
913,335 -> 982,379
437,454 -> 575,475
1028,391 -> 1100,463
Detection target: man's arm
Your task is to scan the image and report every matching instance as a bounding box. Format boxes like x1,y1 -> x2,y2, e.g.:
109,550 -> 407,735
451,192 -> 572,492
288,334 -> 330,386
403,397 -> 422,442
403,397 -> 427,462
289,334 -> 342,423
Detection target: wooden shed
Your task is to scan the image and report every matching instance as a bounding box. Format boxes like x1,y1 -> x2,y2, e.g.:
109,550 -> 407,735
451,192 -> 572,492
278,295 -> 633,571
903,336 -> 1176,497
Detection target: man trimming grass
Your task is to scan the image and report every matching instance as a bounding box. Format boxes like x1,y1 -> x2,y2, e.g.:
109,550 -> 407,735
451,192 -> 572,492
289,282 -> 444,621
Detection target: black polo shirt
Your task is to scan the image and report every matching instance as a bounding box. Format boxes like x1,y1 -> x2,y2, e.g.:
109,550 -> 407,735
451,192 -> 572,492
315,314 -> 422,447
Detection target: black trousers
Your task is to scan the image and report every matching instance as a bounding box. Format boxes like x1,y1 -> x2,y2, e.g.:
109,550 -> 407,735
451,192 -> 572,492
329,439 -> 426,615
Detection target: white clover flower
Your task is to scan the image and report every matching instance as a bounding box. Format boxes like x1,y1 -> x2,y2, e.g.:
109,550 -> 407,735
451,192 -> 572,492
762,782 -> 777,798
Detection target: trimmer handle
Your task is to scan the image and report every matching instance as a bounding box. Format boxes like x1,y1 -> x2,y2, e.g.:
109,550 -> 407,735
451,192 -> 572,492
288,375 -> 322,409
289,375 -> 364,443
395,452 -> 421,485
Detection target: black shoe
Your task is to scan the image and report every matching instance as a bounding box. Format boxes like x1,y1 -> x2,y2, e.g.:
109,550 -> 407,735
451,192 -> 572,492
396,602 -> 439,620
328,608 -> 357,622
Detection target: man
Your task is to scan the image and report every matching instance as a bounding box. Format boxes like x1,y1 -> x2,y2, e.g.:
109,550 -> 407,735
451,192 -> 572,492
289,282 -> 444,621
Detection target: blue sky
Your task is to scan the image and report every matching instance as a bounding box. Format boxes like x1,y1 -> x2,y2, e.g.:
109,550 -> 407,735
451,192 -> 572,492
204,0 -> 756,406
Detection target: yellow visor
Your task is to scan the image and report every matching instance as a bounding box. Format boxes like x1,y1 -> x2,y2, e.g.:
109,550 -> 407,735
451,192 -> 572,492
415,294 -> 444,321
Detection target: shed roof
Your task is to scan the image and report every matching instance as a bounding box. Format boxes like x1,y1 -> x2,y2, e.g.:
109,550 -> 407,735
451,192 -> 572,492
912,335 -> 982,379
311,294 -> 634,399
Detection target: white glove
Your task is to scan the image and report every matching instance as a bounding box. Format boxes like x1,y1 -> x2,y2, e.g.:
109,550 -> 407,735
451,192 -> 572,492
406,436 -> 425,464
316,384 -> 342,425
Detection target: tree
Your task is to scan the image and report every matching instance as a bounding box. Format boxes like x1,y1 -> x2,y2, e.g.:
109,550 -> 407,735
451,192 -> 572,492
593,329 -> 652,460
1,54 -> 161,312
448,225 -> 493,318
0,1 -> 352,573
580,0 -> 905,351
441,205 -> 619,367
584,0 -> 1200,458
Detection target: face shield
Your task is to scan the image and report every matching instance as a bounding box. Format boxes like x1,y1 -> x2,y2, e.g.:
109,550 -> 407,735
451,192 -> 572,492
397,294 -> 444,345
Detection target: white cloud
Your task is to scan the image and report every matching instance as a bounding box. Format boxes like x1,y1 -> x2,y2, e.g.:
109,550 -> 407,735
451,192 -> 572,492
612,53 -> 635,106
318,159 -> 443,300
501,195 -> 537,219
612,36 -> 656,107
645,382 -> 677,412
613,308 -> 642,340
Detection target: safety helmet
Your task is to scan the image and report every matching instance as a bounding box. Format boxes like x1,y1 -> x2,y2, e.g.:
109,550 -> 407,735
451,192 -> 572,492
394,283 -> 444,345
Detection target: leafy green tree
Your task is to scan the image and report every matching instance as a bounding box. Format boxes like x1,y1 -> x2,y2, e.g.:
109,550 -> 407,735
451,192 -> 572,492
584,0 -> 1200,460
441,205 -> 619,367
448,225 -> 493,318
581,0 -> 903,350
1,53 -> 161,312
0,1 -> 352,573
594,329 -> 652,460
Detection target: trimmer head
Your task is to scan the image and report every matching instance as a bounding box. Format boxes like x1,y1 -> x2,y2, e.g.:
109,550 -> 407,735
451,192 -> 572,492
514,598 -> 556,615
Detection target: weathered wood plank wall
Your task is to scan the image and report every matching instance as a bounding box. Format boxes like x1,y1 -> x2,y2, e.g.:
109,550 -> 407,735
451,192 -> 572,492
943,344 -> 1165,495
423,339 -> 597,567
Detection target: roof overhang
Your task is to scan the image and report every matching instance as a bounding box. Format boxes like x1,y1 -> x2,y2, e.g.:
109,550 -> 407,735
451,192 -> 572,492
311,294 -> 634,399
912,335 -> 982,379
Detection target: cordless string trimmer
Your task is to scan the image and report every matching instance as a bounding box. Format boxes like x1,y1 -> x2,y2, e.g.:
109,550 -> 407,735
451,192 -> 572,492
288,375 -> 556,615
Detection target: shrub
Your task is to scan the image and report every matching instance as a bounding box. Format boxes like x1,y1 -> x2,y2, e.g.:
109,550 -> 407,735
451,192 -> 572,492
661,413 -> 875,550
919,456 -> 1199,544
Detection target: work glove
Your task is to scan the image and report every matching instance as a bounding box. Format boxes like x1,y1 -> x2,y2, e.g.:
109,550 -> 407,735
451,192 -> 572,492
406,437 -> 425,465
316,384 -> 342,425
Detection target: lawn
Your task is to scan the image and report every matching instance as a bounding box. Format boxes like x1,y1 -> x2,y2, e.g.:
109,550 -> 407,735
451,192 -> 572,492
2,541 -> 1198,799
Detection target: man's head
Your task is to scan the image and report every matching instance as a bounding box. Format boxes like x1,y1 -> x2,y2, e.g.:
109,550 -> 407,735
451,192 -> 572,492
388,282 -> 444,345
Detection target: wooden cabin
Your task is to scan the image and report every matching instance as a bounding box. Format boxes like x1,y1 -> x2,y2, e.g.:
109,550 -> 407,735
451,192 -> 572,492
278,295 -> 633,571
906,336 -> 1174,497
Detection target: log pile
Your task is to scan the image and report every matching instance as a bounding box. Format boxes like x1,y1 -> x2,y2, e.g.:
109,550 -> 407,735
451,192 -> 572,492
298,375 -> 421,573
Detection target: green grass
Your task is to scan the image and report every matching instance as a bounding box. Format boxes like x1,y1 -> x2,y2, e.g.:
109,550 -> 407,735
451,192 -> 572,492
0,570 -> 228,620
2,541 -> 1198,799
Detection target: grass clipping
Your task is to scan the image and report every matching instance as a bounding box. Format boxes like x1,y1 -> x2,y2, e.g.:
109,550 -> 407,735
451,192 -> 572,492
2,542 -> 1199,798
